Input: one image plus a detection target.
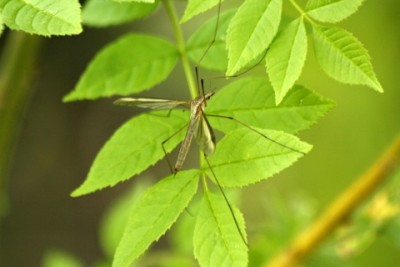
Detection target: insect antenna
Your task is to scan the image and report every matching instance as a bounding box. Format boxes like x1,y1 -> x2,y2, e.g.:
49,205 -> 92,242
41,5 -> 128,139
194,0 -> 222,100
201,48 -> 269,83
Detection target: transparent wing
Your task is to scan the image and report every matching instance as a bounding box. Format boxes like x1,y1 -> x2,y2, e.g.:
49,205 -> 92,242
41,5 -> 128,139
196,114 -> 216,156
175,113 -> 201,172
114,97 -> 191,110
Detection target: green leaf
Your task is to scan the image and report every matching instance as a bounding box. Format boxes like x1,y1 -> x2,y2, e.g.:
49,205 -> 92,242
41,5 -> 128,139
42,250 -> 83,267
169,202 -> 198,256
0,15 -> 4,36
83,0 -> 159,27
113,170 -> 199,267
63,33 -> 179,102
116,0 -> 155,3
226,0 -> 282,75
181,0 -> 224,23
194,191 -> 247,267
187,10 -> 235,72
99,182 -> 150,259
0,0 -> 82,36
306,0 -> 364,23
207,128 -> 312,187
206,77 -> 335,134
266,17 -> 307,104
312,25 -> 383,92
71,112 -> 188,196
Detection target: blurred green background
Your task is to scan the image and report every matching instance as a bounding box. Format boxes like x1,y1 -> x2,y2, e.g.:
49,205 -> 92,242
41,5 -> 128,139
1,1 -> 399,266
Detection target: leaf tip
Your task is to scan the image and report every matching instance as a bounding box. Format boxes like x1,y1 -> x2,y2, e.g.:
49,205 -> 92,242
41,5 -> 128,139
62,92 -> 75,103
373,81 -> 384,93
70,187 -> 84,198
225,60 -> 239,77
274,90 -> 286,105
303,143 -> 313,154
70,183 -> 103,198
70,179 -> 103,197
179,14 -> 190,24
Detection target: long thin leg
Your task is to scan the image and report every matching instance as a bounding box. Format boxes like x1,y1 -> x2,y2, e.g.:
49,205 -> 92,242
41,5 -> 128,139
163,122 -> 196,218
201,48 -> 270,82
161,122 -> 190,174
204,156 -> 247,246
206,113 -> 306,155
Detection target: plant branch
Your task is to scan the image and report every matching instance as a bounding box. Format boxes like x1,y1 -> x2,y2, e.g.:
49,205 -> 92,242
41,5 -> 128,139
163,0 -> 197,99
264,134 -> 400,267
0,32 -> 42,220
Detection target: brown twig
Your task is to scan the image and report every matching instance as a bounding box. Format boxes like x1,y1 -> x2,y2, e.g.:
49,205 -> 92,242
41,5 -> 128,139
264,134 -> 400,267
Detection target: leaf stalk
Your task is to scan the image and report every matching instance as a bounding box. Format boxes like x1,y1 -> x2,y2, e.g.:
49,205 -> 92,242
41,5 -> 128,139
288,0 -> 316,25
163,0 -> 198,99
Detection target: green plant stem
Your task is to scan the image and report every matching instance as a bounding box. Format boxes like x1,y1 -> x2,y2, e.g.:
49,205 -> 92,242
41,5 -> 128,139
163,0 -> 208,184
200,154 -> 209,191
264,134 -> 400,267
163,0 -> 197,99
289,0 -> 316,25
0,32 -> 42,220
289,0 -> 305,15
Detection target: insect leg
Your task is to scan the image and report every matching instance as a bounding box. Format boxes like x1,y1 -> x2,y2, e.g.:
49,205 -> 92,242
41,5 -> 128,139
206,113 -> 306,155
204,155 -> 247,246
161,122 -> 190,174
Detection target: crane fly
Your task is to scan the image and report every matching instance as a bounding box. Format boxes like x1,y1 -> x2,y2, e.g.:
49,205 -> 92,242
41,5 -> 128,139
114,92 -> 249,245
114,92 -> 216,174
114,90 -> 306,174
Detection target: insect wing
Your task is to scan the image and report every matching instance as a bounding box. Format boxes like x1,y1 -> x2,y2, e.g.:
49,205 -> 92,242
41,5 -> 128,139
114,97 -> 190,110
174,112 -> 201,172
196,114 -> 216,156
